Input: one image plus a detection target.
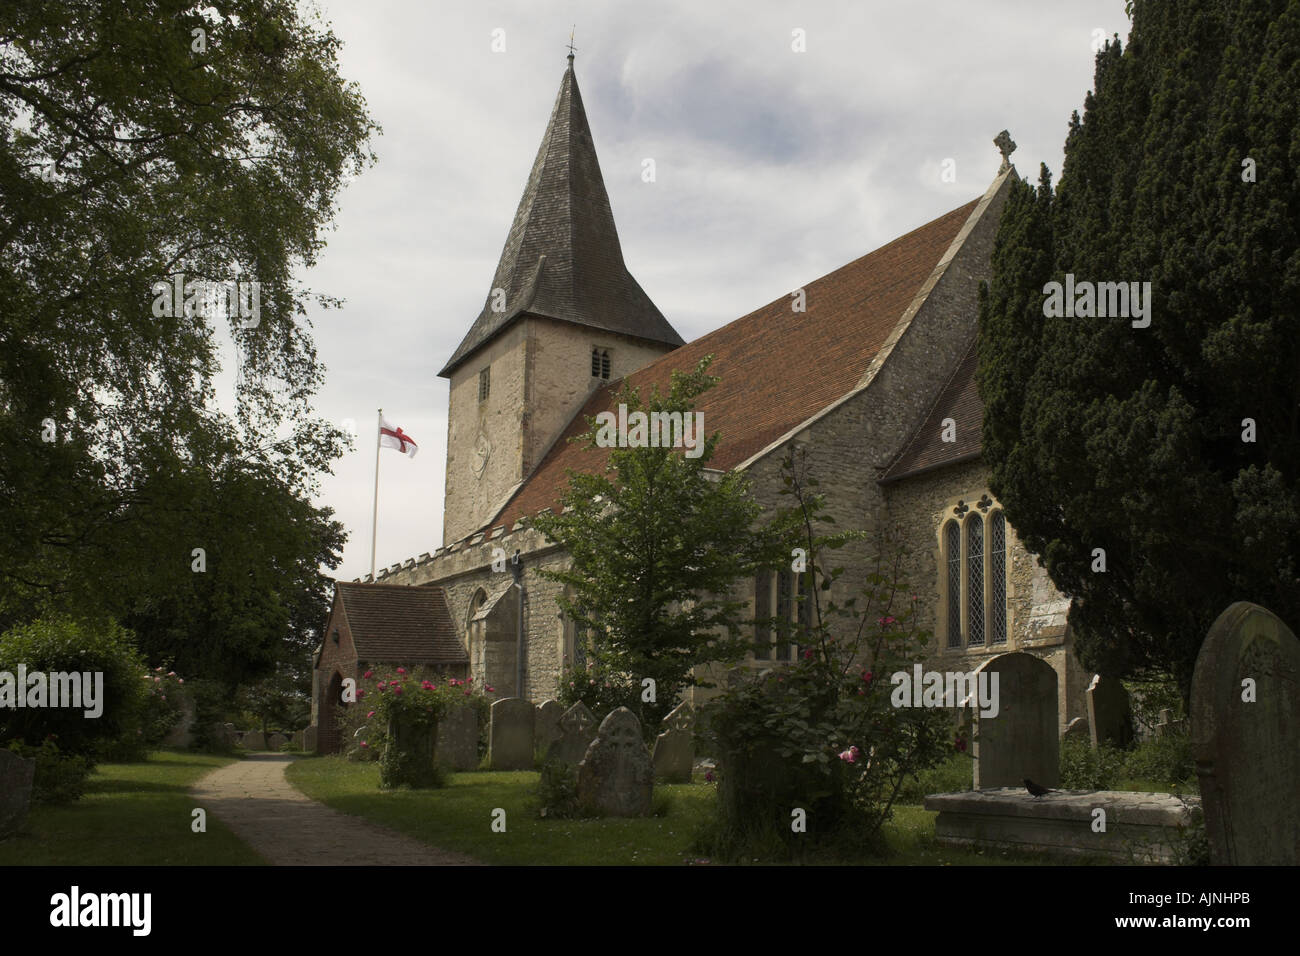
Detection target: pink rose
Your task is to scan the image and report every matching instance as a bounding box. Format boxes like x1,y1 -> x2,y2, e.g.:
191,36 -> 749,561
397,667 -> 407,675
803,648 -> 814,660
393,686 -> 403,695
367,711 -> 375,719
486,685 -> 494,692
838,748 -> 856,764
356,689 -> 365,699
463,690 -> 471,696
377,681 -> 387,690
363,670 -> 373,679
360,741 -> 368,748
177,678 -> 184,684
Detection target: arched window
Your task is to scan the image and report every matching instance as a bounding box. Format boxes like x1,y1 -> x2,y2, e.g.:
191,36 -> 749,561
591,348 -> 610,379
753,569 -> 801,662
753,569 -> 772,656
965,514 -> 985,646
945,520 -> 962,647
776,568 -> 793,661
990,510 -> 1008,644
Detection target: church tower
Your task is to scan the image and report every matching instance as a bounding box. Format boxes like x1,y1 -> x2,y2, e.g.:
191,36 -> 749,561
438,54 -> 683,544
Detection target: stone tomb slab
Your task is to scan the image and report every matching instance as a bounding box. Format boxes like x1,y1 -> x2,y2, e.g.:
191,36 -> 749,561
924,788 -> 1201,863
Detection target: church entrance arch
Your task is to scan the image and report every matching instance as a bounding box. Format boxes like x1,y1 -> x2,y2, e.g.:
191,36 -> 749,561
319,671 -> 345,754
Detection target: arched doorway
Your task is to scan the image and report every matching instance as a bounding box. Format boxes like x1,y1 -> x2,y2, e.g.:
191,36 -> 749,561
319,671 -> 344,754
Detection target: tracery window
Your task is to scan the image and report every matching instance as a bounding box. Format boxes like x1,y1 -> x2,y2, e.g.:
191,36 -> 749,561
940,504 -> 1010,648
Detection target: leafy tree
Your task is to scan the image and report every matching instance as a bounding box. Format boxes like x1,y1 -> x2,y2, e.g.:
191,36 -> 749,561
977,0 -> 1300,697
699,449 -> 954,861
0,3 -> 372,677
532,356 -> 792,732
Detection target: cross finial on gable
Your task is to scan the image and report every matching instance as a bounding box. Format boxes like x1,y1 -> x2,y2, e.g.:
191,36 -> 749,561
994,130 -> 1016,173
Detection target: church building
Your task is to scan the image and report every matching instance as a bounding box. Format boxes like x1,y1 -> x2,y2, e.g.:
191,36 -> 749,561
310,54 -> 1089,751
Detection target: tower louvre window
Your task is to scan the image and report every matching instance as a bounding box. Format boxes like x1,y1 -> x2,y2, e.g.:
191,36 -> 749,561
592,347 -> 610,379
478,366 -> 490,402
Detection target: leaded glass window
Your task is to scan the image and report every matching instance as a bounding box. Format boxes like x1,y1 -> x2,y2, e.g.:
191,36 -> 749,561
990,510 -> 1007,644
946,521 -> 962,647
967,514 -> 985,645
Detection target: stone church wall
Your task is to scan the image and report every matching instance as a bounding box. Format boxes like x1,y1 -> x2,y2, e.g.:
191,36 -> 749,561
883,458 -> 1089,732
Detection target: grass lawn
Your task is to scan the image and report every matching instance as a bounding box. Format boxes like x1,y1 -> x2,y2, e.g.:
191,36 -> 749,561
286,756 -> 1061,865
0,751 -> 264,866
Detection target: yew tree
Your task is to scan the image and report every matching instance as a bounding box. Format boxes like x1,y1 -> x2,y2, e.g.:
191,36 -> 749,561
977,0 -> 1300,695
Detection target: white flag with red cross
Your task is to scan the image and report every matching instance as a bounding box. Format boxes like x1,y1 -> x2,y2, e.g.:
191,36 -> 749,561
379,414 -> 418,458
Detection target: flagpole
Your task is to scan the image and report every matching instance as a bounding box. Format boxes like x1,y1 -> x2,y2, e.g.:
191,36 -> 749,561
370,407 -> 381,580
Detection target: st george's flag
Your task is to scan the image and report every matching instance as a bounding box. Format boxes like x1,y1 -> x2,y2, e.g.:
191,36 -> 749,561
379,414 -> 418,458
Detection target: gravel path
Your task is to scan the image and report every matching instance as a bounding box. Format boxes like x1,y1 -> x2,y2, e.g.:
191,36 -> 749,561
190,753 -> 481,866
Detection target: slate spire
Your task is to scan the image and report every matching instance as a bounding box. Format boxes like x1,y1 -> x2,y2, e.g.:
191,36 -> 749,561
439,57 -> 682,377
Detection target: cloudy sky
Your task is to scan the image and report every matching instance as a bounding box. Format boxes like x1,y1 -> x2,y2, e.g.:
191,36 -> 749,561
292,0 -> 1130,582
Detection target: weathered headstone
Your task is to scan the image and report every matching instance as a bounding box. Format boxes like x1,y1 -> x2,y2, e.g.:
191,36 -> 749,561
534,699 -> 563,759
577,707 -> 654,816
303,725 -> 318,754
1191,602 -> 1300,865
488,697 -> 535,770
267,733 -> 289,751
1086,674 -> 1133,749
546,701 -> 597,765
240,730 -> 267,751
437,704 -> 480,770
652,701 -> 695,783
973,652 -> 1058,790
1062,716 -> 1090,741
0,749 -> 36,837
162,689 -> 196,748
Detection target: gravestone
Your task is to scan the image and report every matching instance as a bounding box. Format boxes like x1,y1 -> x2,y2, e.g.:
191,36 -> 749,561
437,704 -> 481,770
240,730 -> 267,751
267,733 -> 289,751
652,701 -> 695,783
1062,716 -> 1090,741
162,689 -> 196,748
577,707 -> 654,816
303,725 -> 318,754
1191,602 -> 1300,865
1086,674 -> 1133,749
972,652 -> 1058,790
546,701 -> 597,765
534,699 -> 563,759
488,697 -> 535,770
0,749 -> 36,838
1155,708 -> 1188,738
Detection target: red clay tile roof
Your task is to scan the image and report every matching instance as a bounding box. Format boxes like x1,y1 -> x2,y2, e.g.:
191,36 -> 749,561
879,337 -> 982,483
335,583 -> 468,665
485,198 -> 981,532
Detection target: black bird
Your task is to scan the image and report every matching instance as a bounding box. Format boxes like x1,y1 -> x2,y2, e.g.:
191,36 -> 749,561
1024,777 -> 1054,798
